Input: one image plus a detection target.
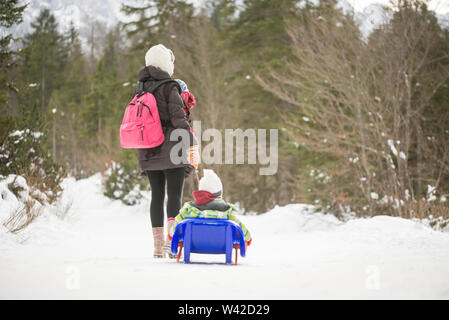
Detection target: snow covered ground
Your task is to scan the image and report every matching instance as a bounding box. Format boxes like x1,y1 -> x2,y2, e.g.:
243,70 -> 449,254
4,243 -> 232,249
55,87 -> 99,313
1,174 -> 449,299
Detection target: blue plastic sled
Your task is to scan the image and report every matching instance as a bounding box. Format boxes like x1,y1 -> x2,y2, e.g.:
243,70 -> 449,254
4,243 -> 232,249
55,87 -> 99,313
170,218 -> 246,265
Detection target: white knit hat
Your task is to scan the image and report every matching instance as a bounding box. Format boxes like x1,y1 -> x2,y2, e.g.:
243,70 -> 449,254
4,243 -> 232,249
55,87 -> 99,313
145,44 -> 175,76
199,169 -> 223,195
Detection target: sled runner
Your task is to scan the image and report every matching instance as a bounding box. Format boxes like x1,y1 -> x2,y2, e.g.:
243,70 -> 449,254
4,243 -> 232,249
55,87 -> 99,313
170,218 -> 246,265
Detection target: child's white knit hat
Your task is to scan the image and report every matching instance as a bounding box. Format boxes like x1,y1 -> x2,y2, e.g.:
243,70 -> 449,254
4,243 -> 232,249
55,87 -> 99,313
199,169 -> 223,195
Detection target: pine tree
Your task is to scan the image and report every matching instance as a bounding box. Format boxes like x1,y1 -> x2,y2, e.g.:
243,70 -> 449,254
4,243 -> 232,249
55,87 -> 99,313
0,0 -> 27,109
210,0 -> 237,31
82,30 -> 120,138
121,0 -> 194,49
0,4 -> 65,214
21,9 -> 67,111
48,23 -> 90,174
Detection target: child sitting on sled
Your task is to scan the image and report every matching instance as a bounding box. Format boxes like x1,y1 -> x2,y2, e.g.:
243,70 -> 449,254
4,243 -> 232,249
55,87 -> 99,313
168,169 -> 252,249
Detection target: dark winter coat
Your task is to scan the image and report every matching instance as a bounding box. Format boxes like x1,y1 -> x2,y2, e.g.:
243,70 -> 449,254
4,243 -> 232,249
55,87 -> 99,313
136,66 -> 196,175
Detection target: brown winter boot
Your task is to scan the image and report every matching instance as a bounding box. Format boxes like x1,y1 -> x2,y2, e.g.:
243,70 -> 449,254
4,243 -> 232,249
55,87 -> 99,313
163,219 -> 177,259
152,227 -> 166,258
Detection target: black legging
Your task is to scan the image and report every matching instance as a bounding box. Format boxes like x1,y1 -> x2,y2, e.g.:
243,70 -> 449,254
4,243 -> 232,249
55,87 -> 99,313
146,167 -> 185,228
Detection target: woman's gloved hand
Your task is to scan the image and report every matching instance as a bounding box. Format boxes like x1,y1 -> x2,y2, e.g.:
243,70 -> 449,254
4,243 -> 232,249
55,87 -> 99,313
186,145 -> 200,169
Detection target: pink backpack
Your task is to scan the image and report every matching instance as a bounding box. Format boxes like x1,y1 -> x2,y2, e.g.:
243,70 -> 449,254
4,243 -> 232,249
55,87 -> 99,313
120,80 -> 178,149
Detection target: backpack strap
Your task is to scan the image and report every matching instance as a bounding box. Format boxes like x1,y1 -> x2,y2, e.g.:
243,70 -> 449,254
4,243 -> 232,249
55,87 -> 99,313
147,79 -> 180,96
136,81 -> 144,96
135,79 -> 180,99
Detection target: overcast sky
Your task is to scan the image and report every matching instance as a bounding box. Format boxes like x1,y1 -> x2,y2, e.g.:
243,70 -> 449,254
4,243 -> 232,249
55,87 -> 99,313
349,0 -> 449,13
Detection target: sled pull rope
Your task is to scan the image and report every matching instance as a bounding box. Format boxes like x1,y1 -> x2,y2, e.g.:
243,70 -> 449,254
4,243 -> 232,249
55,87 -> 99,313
194,168 -> 200,188
177,242 -> 183,263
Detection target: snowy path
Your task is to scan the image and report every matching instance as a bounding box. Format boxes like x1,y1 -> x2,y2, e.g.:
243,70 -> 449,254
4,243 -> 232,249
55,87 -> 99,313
1,175 -> 449,299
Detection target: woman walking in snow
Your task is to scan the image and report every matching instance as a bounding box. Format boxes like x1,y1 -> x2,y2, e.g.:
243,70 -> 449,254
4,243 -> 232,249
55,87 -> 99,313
136,44 -> 198,258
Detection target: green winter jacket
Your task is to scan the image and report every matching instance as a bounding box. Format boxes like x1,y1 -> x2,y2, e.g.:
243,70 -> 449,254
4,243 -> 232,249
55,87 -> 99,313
169,198 -> 252,243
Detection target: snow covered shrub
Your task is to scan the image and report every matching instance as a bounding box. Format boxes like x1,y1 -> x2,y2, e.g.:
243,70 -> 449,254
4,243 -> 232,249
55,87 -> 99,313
0,129 -> 65,201
1,175 -> 43,233
0,116 -> 65,232
103,161 -> 149,206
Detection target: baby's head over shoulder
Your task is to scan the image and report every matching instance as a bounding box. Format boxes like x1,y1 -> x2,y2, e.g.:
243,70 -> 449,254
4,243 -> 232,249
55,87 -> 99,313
175,79 -> 196,110
174,79 -> 188,92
